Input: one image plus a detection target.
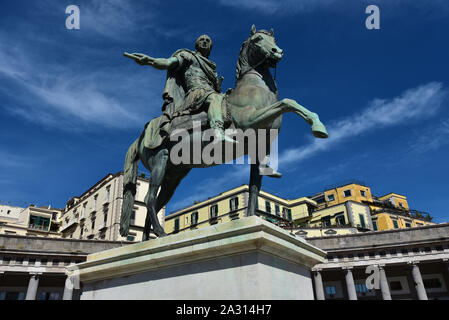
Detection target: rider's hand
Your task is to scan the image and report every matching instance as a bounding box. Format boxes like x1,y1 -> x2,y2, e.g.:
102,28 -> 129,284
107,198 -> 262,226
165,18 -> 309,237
132,53 -> 153,66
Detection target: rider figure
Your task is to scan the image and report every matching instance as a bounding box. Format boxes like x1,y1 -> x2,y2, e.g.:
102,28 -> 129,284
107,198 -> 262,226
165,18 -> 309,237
133,35 -> 235,143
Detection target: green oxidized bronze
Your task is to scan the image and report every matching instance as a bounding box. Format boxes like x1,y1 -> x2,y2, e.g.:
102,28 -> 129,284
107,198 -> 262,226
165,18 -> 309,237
120,25 -> 328,241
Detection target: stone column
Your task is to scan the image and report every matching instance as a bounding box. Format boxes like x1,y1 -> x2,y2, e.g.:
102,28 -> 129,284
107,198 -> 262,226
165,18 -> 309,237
313,269 -> 325,300
378,265 -> 391,300
443,259 -> 449,289
409,261 -> 428,300
63,275 -> 74,300
25,273 -> 41,300
343,267 -> 357,300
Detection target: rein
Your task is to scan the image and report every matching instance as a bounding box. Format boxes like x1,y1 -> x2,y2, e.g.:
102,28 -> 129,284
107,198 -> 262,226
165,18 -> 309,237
238,40 -> 277,81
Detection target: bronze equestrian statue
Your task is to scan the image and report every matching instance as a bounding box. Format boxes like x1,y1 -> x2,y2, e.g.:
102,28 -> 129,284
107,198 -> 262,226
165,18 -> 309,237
120,25 -> 328,241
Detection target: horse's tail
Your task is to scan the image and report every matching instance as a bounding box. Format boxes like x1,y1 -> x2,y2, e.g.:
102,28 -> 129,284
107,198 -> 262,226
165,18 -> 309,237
120,136 -> 141,237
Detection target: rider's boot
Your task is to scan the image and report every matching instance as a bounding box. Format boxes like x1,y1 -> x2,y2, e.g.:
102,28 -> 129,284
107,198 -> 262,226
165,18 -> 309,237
211,120 -> 238,144
259,164 -> 282,178
258,155 -> 282,178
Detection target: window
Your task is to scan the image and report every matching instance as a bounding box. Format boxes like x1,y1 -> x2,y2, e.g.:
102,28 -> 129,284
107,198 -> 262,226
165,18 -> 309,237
230,197 -> 239,211
130,211 -> 136,225
93,195 -> 98,210
327,194 -> 335,202
398,202 -> 404,208
355,283 -> 368,294
52,259 -> 60,266
265,201 -> 271,214
392,219 -> 399,229
91,216 -> 96,231
7,210 -> 11,215
191,212 -> 198,225
174,218 -> 180,232
80,226 -> 84,238
372,220 -> 378,231
39,292 -> 60,300
322,216 -> 331,227
405,222 -> 411,228
360,190 -> 366,197
104,208 -> 108,224
29,215 -> 50,231
325,286 -> 336,296
335,213 -> 345,226
106,186 -> 111,202
286,208 -> 292,221
390,281 -> 403,291
126,233 -> 136,241
343,190 -> 352,198
210,204 -> 218,218
82,203 -> 87,217
275,205 -> 280,216
40,259 -> 47,266
359,214 -> 366,229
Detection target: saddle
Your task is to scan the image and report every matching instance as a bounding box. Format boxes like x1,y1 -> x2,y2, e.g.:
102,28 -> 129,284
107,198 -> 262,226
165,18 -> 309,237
143,94 -> 231,149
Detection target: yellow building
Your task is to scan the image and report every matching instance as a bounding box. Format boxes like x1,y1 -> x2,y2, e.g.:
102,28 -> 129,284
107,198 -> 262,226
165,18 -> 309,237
164,185 -> 318,234
165,185 -> 357,237
310,182 -> 434,231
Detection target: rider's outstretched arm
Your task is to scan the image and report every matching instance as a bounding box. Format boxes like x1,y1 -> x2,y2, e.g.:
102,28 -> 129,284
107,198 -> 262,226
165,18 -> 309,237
132,53 -> 179,70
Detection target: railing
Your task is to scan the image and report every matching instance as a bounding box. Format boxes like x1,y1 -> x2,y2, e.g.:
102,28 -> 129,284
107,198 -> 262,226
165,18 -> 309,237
60,219 -> 78,231
28,224 -> 50,231
366,201 -> 433,222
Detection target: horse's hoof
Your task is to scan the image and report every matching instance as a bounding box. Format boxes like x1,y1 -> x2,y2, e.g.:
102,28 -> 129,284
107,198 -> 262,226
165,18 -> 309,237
311,123 -> 328,138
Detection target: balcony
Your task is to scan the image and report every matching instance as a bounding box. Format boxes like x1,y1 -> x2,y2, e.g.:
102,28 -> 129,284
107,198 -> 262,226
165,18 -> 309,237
98,222 -> 107,231
60,219 -> 78,232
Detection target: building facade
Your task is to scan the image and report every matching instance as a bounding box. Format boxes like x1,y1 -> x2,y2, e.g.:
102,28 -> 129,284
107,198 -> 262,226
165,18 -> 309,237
59,172 -> 165,242
310,182 -> 434,231
308,223 -> 449,300
0,205 -> 61,238
164,185 -> 317,235
0,234 -> 126,300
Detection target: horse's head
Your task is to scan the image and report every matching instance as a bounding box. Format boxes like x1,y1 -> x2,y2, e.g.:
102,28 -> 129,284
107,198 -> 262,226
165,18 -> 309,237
236,25 -> 283,80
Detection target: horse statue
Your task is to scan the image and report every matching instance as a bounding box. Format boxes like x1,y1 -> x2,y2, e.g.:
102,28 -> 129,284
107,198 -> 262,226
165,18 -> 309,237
120,25 -> 328,241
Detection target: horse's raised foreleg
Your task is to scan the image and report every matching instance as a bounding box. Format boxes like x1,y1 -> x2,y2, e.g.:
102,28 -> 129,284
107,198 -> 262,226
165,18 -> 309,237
142,148 -> 169,241
239,99 -> 328,138
284,99 -> 328,138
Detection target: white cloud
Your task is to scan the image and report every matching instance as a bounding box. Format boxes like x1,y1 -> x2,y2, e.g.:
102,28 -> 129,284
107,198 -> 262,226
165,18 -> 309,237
279,82 -> 447,168
0,36 -> 163,131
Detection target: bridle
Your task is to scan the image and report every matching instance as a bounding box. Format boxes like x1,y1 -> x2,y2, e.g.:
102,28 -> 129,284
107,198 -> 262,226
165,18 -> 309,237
238,34 -> 278,81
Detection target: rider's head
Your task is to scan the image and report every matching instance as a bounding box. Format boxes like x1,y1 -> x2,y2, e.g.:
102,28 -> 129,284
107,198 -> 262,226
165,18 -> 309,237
195,34 -> 212,58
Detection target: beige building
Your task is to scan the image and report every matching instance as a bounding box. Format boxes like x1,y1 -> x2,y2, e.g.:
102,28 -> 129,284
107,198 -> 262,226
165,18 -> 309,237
0,205 -> 61,238
59,172 -> 165,242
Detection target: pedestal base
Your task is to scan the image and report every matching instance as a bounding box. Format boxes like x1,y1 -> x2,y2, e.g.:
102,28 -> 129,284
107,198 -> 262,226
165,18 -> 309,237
69,216 -> 326,300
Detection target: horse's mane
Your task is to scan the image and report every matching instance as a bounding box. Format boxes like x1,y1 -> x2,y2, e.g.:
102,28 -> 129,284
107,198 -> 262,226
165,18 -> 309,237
236,30 -> 273,83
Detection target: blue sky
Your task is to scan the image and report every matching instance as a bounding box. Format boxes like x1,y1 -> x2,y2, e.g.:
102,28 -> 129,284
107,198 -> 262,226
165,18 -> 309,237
1,0 -> 448,222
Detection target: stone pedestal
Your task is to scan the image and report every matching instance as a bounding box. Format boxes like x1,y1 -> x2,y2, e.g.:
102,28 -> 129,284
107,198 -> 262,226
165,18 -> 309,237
68,216 -> 326,300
